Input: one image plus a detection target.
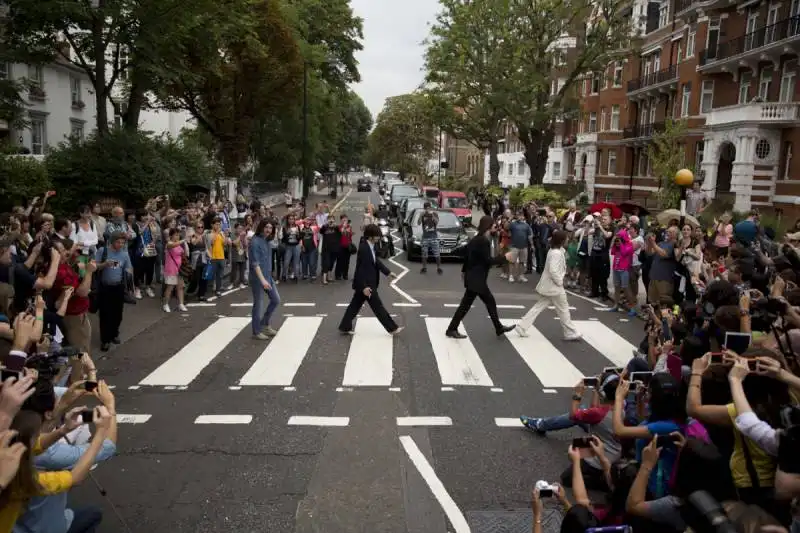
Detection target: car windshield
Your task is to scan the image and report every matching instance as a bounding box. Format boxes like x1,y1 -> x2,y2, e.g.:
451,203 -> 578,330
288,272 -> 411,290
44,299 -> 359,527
414,210 -> 460,228
391,187 -> 418,200
443,196 -> 468,209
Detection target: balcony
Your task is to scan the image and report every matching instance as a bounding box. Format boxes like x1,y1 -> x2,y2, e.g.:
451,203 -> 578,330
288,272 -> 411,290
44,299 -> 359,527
622,122 -> 666,141
575,132 -> 597,145
674,0 -> 723,18
705,102 -> 800,128
626,65 -> 679,99
699,16 -> 800,71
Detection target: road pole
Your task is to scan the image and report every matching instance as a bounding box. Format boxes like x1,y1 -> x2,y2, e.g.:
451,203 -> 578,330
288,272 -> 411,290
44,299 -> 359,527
437,127 -> 442,188
301,62 -> 309,205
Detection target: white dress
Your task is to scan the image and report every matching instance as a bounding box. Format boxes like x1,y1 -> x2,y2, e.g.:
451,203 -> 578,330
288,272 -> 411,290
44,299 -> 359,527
516,247 -> 581,339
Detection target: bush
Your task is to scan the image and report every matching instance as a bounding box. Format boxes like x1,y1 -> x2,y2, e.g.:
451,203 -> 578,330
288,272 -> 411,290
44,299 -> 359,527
510,186 -> 565,208
45,129 -> 215,214
0,154 -> 51,210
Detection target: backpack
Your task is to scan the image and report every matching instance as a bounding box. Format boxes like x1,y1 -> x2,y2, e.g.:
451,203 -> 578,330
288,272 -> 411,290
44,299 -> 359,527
73,219 -> 95,235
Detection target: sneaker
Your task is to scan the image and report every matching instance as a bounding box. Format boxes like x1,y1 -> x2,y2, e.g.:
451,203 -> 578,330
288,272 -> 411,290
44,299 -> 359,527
262,326 -> 278,337
627,308 -> 637,317
146,287 -> 155,298
515,325 -> 529,337
508,275 -> 515,283
253,332 -> 270,340
226,284 -> 234,291
178,304 -> 188,312
162,304 -> 171,313
134,288 -> 142,300
500,272 -> 508,279
519,275 -> 529,283
238,283 -> 247,289
520,416 -> 546,435
564,334 -> 583,341
437,268 -> 443,275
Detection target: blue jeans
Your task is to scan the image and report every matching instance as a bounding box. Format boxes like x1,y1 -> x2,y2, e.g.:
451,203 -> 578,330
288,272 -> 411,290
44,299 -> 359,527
536,413 -> 589,432
211,258 -> 226,292
67,505 -> 103,533
301,248 -> 318,277
251,280 -> 280,334
283,244 -> 300,279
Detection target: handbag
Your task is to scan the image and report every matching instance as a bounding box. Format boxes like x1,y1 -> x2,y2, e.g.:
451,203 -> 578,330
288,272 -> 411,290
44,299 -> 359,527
202,262 -> 214,281
348,242 -> 357,255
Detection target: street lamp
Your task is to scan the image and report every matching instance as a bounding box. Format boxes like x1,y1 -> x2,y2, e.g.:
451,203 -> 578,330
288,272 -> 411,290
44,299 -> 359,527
674,168 -> 694,223
302,61 -> 310,202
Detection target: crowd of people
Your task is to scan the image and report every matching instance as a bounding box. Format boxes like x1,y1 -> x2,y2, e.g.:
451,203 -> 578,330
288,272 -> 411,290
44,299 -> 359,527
478,192 -> 800,533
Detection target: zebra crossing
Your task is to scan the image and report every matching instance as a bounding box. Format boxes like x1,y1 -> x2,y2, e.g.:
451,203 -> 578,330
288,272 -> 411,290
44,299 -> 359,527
130,313 -> 638,392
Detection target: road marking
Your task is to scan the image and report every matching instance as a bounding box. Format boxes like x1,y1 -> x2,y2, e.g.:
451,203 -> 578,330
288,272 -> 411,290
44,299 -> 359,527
185,302 -> 216,307
574,320 -> 636,367
389,387 -> 401,392
331,186 -> 353,212
506,321 -> 585,388
194,415 -> 253,424
283,386 -> 296,391
140,317 -> 250,386
284,302 -> 315,307
228,386 -> 242,391
495,418 -> 524,428
336,387 -> 353,392
164,386 -> 176,390
388,232 -> 419,305
116,414 -> 151,424
441,386 -> 455,391
342,317 -> 393,387
397,416 -> 452,426
490,387 -> 504,392
548,305 -> 577,310
393,302 -> 421,307
336,303 -> 349,307
221,287 -> 240,297
425,317 -> 494,387
239,316 -> 323,386
127,385 -> 140,390
443,303 -> 524,309
543,388 -> 558,393
230,303 -> 250,307
400,436 -> 470,533
288,416 -> 350,427
567,289 -> 608,306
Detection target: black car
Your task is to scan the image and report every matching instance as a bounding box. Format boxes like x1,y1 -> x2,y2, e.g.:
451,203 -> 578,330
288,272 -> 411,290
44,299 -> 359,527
357,178 -> 372,192
402,209 -> 470,261
389,185 -> 420,217
398,196 -> 436,227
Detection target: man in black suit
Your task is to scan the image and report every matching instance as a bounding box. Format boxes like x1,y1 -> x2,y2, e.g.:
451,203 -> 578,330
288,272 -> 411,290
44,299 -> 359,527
338,223 -> 404,335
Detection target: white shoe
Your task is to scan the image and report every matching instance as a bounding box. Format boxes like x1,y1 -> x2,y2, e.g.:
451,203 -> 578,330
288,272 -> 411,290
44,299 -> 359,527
564,334 -> 582,341
519,275 -> 529,282
134,288 -> 142,300
162,304 -> 171,313
508,275 -> 515,283
238,284 -> 246,289
146,287 -> 155,298
515,325 -> 529,337
226,284 -> 234,291
178,304 -> 188,312
500,272 -> 508,279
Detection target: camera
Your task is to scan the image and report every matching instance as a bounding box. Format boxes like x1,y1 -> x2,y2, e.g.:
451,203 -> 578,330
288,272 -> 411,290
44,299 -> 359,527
535,480 -> 557,497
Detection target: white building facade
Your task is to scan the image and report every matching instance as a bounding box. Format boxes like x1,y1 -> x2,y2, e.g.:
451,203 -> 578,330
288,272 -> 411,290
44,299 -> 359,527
482,143 -> 566,188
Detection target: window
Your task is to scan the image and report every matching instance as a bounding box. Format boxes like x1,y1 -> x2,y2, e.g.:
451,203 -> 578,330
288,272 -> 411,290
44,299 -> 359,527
607,150 -> 617,175
700,80 -> 714,113
70,120 -> 84,140
695,141 -> 705,172
591,74 -> 600,94
676,42 -> 682,63
600,107 -> 607,131
589,112 -> 597,132
552,161 -> 561,177
782,142 -> 793,180
681,84 -> 691,117
517,161 -> 525,175
649,97 -> 657,123
30,117 -> 46,155
117,46 -> 129,81
551,79 -> 557,96
745,10 -> 759,50
659,2 -> 669,28
706,18 -> 720,60
759,66 -> 773,100
780,60 -> 797,103
613,61 -> 623,87
766,4 -> 779,43
638,151 -> 649,176
739,71 -> 752,104
70,77 -> 81,105
507,162 -> 513,175
604,192 -> 613,202
27,65 -> 43,87
498,162 -> 504,176
686,27 -> 696,58
611,105 -> 620,130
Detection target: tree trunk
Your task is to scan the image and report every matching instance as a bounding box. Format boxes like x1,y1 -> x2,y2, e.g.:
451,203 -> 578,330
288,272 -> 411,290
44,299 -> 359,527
92,11 -> 109,136
488,138 -> 500,185
124,71 -> 148,132
523,127 -> 555,186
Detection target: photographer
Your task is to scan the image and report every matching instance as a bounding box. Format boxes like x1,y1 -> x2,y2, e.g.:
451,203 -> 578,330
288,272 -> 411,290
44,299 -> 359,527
0,239 -> 60,315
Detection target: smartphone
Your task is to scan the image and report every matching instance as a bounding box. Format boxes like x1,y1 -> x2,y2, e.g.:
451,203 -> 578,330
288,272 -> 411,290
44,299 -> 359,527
84,381 -> 98,392
656,434 -> 678,447
710,352 -> 724,365
0,369 -> 19,382
572,437 -> 592,449
583,377 -> 599,388
747,358 -> 759,371
630,371 -> 653,386
725,331 -> 752,355
603,367 -> 624,374
80,410 -> 94,423
629,381 -> 639,393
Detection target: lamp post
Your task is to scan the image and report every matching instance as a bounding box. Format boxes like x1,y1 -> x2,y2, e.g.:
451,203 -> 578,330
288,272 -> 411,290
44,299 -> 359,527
437,128 -> 443,188
301,61 -> 310,203
674,168 -> 694,225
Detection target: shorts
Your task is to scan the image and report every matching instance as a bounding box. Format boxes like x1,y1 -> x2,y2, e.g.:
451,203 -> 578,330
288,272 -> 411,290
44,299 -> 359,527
421,237 -> 440,257
164,275 -> 180,286
612,270 -> 629,287
507,247 -> 526,264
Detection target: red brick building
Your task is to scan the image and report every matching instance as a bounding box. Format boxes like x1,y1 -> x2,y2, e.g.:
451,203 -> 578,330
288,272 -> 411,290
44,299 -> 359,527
564,0 -> 800,216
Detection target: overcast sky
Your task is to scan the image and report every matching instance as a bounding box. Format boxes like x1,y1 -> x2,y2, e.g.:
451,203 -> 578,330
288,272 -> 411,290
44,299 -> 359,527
350,0 -> 439,120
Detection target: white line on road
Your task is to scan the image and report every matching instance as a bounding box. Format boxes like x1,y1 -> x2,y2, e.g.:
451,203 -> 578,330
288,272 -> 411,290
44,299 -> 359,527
574,320 -> 636,367
426,317 -> 494,387
239,316 -> 323,386
388,232 -> 419,305
194,415 -> 253,424
331,187 -> 353,212
389,387 -> 401,392
399,436 -> 470,533
140,317 -> 250,386
393,302 -> 421,307
506,320 -> 585,388
116,414 -> 152,424
185,302 -> 216,307
230,303 -> 250,307
342,317 -> 393,387
490,387 -> 504,392
397,416 -> 452,426
444,303 -> 524,309
548,305 -> 577,310
284,302 -> 316,307
336,303 -> 349,307
495,418 -> 524,428
288,416 -> 350,427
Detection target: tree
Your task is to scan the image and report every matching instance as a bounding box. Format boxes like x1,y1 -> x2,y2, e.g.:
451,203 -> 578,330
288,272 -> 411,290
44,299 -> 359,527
367,93 -> 435,179
334,91 -> 373,171
423,0 -> 632,185
649,118 -> 688,209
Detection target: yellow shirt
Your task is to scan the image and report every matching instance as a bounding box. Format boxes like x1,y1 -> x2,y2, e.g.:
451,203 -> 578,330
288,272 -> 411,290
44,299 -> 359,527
210,232 -> 225,260
0,471 -> 73,533
726,403 -> 776,488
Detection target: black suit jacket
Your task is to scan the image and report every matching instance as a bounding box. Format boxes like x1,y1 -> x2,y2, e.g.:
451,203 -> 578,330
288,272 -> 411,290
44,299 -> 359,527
461,234 -> 507,292
352,241 -> 390,292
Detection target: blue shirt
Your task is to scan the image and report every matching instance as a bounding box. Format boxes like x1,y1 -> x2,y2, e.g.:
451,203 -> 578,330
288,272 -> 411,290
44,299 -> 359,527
248,235 -> 273,282
14,439 -> 117,533
95,246 -> 132,285
509,220 -> 532,249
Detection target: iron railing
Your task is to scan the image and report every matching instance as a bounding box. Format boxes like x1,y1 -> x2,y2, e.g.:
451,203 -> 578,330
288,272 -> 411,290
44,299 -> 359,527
627,64 -> 678,93
700,15 -> 800,66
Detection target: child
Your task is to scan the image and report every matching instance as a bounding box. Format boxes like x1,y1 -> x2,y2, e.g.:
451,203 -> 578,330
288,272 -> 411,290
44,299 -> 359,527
565,234 -> 579,289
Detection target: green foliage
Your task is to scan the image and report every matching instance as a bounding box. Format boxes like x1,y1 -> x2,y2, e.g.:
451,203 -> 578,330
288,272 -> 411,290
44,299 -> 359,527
0,155 -> 51,210
649,118 -> 688,210
44,130 -> 215,212
367,93 -> 435,178
509,186 -> 565,208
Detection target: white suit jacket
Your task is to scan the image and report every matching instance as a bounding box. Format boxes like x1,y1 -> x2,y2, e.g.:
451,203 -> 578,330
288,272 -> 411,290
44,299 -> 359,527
535,248 -> 567,297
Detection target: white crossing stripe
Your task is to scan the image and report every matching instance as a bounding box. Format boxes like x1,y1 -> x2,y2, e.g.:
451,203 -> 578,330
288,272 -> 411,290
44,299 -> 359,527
195,415 -> 252,424
397,416 -> 452,426
495,418 -> 524,427
425,317 -> 494,387
239,316 -> 323,386
342,317 -> 393,387
574,320 -> 636,367
506,321 -> 585,388
139,317 -> 250,386
288,416 -> 350,426
284,302 -> 315,307
116,414 -> 151,424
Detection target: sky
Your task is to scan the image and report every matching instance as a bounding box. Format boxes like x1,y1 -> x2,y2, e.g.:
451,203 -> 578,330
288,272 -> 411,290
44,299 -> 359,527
349,0 -> 440,120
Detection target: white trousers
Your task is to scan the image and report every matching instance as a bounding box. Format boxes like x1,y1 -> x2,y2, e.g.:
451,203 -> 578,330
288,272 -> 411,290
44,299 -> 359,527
518,291 -> 580,338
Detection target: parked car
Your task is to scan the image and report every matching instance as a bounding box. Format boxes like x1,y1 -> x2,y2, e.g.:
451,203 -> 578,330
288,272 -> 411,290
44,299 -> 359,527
357,178 -> 372,192
401,208 -> 470,261
398,196 -> 437,228
389,184 -> 420,218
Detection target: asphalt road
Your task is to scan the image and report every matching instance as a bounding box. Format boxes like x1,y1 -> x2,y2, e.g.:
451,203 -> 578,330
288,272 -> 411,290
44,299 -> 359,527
72,189 -> 645,533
